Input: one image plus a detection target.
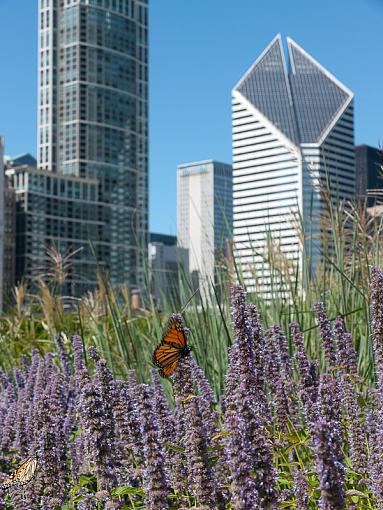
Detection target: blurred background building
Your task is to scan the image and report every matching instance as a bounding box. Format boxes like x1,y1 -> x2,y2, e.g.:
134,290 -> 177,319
355,145 -> 383,206
177,160 -> 233,300
5,154 -> 101,295
232,34 -> 355,296
148,232 -> 188,307
3,171 -> 16,304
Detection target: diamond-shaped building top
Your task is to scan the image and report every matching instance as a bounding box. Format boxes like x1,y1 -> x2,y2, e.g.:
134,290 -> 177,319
236,35 -> 299,146
288,38 -> 351,144
234,35 -> 352,146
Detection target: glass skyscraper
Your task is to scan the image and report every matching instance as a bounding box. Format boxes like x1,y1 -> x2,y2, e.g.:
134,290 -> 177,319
36,0 -> 148,292
355,145 -> 383,206
233,35 -> 355,295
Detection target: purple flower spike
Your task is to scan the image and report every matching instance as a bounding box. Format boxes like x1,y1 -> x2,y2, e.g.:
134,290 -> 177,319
150,368 -> 175,446
370,267 -> 383,395
294,469 -> 310,509
89,346 -> 116,408
189,357 -> 216,406
313,418 -> 345,510
173,357 -> 219,508
13,395 -> 32,456
40,496 -> 62,510
55,333 -> 71,378
23,349 -> 40,402
290,322 -> 318,424
266,325 -> 298,431
0,380 -> 16,440
366,390 -> 383,505
13,368 -> 24,392
113,379 -> 144,477
246,303 -> 267,392
80,368 -> 117,491
1,400 -> 17,450
224,284 -> 278,509
317,374 -> 343,460
189,358 -> 219,441
333,316 -> 358,378
136,383 -> 170,510
314,302 -> 336,369
10,489 -> 33,510
341,379 -> 367,474
72,335 -> 86,379
313,374 -> 345,509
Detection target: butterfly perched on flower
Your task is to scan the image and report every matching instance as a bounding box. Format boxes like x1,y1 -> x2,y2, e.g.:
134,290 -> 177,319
0,455 -> 38,490
153,313 -> 192,377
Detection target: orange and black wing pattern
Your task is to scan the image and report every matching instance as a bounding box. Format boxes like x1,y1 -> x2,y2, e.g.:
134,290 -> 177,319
162,315 -> 187,348
152,314 -> 191,378
1,456 -> 38,490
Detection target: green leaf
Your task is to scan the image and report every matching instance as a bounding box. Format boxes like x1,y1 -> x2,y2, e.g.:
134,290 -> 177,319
111,486 -> 144,496
79,474 -> 96,487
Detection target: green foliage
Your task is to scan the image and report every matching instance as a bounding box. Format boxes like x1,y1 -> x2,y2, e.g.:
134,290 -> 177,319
1,200 -> 382,400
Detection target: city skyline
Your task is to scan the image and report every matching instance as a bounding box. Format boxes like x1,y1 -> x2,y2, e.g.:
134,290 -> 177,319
0,0 -> 382,236
1,0 -> 148,295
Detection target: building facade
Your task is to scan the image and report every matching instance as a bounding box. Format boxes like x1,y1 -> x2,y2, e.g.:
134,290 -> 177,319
148,233 -> 188,307
6,156 -> 102,295
0,137 -> 4,312
355,145 -> 383,206
177,160 -> 233,298
232,35 -> 355,295
35,0 -> 148,292
3,175 -> 16,303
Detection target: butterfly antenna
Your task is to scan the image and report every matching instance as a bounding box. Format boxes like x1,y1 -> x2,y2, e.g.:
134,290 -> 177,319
180,287 -> 200,314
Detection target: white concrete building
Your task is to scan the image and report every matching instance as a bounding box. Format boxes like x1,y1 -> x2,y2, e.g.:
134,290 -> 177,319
232,35 -> 355,295
177,160 -> 232,298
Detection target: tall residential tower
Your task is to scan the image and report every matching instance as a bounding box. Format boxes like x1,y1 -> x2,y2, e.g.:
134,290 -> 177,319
232,35 -> 355,294
35,0 -> 148,292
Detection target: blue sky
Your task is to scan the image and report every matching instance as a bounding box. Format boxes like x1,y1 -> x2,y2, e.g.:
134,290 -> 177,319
1,0 -> 382,235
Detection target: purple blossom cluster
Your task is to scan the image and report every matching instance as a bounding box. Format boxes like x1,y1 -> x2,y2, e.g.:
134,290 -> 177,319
2,270 -> 383,508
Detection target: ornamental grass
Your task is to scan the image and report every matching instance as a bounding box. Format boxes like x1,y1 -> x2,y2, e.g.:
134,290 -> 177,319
1,269 -> 383,509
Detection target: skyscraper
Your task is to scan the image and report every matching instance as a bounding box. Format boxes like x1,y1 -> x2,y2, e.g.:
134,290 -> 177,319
355,145 -> 383,206
3,169 -> 16,303
36,0 -> 148,291
177,160 -> 232,298
0,137 -> 4,311
232,35 -> 355,294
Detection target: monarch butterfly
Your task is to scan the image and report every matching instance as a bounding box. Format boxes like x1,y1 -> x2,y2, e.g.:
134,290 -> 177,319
153,314 -> 192,377
0,455 -> 38,490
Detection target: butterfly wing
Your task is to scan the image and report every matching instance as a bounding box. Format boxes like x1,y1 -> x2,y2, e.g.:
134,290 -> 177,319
1,472 -> 16,490
162,316 -> 187,348
1,457 -> 37,490
17,457 -> 37,486
160,359 -> 180,378
153,343 -> 181,368
152,314 -> 190,378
